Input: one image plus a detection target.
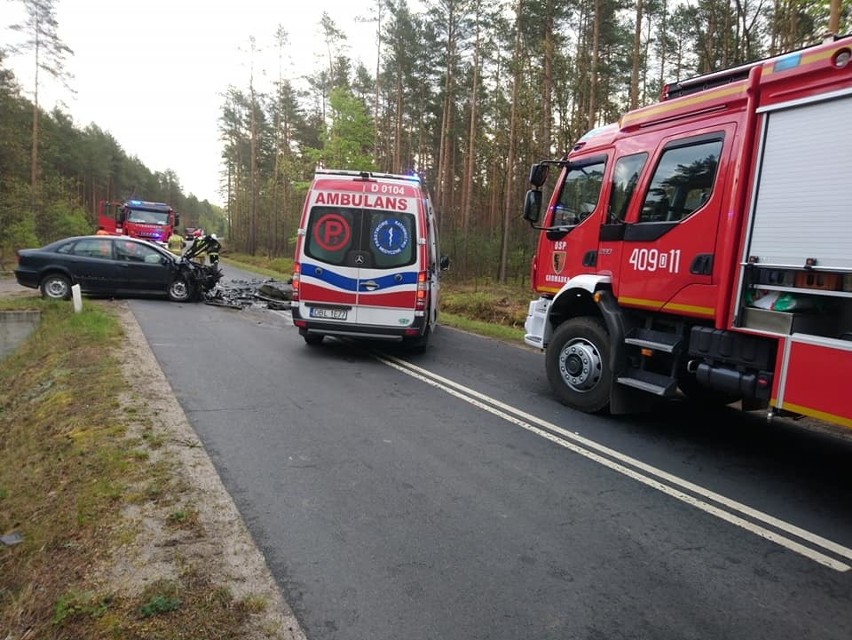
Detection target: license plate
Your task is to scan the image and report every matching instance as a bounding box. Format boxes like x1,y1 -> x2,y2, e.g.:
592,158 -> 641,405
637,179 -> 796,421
309,307 -> 348,320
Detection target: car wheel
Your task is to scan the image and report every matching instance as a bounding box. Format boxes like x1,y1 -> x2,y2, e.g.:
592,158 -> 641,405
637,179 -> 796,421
40,273 -> 72,300
168,278 -> 194,302
545,317 -> 612,414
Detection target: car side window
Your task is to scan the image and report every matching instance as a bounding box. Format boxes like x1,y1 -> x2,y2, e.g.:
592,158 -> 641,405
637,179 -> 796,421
72,238 -> 113,259
138,245 -> 165,264
116,241 -> 151,262
638,138 -> 722,223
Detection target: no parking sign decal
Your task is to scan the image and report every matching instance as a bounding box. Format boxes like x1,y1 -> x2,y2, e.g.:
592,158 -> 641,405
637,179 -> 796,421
313,213 -> 351,251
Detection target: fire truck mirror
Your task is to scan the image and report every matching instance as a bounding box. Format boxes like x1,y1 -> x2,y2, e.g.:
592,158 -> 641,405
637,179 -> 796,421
175,213 -> 181,227
117,208 -> 126,225
528,163 -> 549,187
523,189 -> 543,224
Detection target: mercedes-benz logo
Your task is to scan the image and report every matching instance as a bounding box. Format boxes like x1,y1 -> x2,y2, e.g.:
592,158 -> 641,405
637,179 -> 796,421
355,254 -> 365,265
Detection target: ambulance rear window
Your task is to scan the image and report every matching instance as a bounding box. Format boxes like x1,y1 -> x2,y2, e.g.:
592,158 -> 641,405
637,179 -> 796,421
305,206 -> 416,269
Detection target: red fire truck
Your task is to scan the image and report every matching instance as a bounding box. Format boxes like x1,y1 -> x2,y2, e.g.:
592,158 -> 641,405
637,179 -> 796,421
97,199 -> 180,248
522,35 -> 852,429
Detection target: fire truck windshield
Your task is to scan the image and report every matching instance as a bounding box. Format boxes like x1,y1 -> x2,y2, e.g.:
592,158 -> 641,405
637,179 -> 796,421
126,209 -> 170,225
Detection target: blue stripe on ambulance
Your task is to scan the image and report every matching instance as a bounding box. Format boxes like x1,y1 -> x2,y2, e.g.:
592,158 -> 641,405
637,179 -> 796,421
301,262 -> 419,292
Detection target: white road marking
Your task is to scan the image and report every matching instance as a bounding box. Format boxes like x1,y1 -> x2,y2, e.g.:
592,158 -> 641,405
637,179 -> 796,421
375,353 -> 852,573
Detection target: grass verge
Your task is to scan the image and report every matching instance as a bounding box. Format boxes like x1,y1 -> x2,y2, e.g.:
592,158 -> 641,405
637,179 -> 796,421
0,294 -> 283,639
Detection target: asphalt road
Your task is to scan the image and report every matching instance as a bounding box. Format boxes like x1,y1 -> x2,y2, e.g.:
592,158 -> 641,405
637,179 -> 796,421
129,265 -> 852,640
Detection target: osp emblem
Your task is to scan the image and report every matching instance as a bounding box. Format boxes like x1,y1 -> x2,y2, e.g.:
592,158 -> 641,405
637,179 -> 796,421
552,251 -> 567,274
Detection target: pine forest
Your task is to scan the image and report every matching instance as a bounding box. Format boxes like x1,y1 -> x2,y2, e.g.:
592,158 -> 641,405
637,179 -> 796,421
1,0 -> 848,282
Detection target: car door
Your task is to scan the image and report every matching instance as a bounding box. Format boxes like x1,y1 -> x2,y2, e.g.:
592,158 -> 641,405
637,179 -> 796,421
356,208 -> 419,329
114,240 -> 172,293
300,206 -> 359,323
66,237 -> 118,293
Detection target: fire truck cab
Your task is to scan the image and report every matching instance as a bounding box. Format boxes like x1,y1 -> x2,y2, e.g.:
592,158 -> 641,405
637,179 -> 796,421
98,199 -> 180,248
523,35 -> 852,429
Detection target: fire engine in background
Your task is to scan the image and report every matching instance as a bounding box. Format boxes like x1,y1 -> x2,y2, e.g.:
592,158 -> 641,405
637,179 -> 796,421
522,34 -> 852,429
97,199 -> 180,248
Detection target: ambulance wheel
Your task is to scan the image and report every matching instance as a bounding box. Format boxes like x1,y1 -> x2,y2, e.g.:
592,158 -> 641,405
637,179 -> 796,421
404,325 -> 431,353
677,372 -> 740,407
168,278 -> 193,302
303,333 -> 324,346
546,317 -> 612,414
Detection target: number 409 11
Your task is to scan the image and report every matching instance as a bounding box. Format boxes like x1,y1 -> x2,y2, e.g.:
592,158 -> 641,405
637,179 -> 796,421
628,248 -> 681,273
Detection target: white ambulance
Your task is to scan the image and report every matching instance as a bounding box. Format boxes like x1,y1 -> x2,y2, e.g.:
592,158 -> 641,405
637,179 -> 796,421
291,170 -> 446,350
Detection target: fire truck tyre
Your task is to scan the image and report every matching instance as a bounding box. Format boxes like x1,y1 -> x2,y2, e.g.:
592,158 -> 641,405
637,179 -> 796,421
677,372 -> 740,407
167,278 -> 193,302
546,317 -> 612,414
40,273 -> 72,300
304,333 -> 324,346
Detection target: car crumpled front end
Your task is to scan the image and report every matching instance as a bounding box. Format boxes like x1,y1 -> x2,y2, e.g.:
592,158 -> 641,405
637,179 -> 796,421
176,234 -> 223,301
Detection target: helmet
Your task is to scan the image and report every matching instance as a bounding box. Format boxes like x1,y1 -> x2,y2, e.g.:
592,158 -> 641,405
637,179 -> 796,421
211,233 -> 218,240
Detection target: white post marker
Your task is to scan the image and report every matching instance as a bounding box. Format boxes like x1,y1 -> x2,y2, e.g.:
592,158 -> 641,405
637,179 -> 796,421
71,284 -> 82,313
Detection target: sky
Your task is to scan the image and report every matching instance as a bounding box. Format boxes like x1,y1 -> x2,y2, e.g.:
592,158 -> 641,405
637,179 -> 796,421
4,0 -> 389,207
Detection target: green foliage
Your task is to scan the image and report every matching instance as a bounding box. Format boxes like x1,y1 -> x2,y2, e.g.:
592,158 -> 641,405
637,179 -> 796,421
139,594 -> 182,618
322,87 -> 377,170
1,217 -> 39,257
138,580 -> 182,618
52,590 -> 111,625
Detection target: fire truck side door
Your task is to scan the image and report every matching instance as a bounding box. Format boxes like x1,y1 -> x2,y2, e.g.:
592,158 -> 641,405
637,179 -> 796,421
613,129 -> 733,319
595,152 -> 648,295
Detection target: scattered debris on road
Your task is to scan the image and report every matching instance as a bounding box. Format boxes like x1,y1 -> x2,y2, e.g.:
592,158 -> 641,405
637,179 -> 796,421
204,278 -> 293,311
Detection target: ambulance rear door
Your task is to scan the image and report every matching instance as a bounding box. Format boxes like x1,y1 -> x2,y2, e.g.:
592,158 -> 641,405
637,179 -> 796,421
353,196 -> 421,330
299,183 -> 421,330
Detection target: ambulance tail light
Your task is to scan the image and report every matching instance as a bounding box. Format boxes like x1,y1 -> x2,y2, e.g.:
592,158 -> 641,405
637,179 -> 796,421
415,271 -> 427,310
291,263 -> 300,302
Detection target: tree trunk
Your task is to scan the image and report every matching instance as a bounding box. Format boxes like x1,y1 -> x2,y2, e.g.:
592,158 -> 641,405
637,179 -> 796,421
630,0 -> 644,110
543,0 -> 553,157
460,18 -> 479,274
587,0 -> 601,129
500,0 -> 524,283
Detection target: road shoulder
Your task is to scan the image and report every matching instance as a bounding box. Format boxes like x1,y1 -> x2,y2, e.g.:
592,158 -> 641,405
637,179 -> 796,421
109,300 -> 308,639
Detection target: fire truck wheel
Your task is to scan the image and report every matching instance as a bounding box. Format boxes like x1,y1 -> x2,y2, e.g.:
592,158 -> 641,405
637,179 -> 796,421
168,278 -> 194,302
546,317 -> 612,414
40,273 -> 72,300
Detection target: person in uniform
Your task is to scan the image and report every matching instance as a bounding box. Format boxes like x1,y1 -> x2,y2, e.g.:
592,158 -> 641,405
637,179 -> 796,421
167,229 -> 185,255
189,229 -> 207,265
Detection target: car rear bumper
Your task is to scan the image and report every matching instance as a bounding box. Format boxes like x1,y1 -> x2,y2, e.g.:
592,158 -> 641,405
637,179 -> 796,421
292,307 -> 427,341
13,269 -> 40,290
